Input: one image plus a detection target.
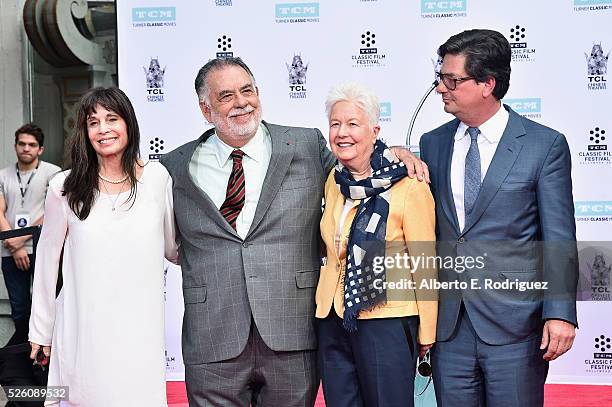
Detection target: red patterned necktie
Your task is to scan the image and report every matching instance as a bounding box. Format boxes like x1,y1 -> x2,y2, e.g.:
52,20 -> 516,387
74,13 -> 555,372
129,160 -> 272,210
220,149 -> 246,230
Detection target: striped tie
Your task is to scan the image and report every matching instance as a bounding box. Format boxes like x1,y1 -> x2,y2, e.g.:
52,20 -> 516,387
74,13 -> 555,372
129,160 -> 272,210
220,149 -> 245,230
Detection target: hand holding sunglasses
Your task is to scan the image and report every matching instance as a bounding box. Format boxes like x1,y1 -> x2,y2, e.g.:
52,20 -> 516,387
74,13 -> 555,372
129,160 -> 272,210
30,342 -> 51,371
415,349 -> 433,397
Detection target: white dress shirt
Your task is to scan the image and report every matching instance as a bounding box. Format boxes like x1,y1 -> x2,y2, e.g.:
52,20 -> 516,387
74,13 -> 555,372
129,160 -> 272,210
451,104 -> 509,231
189,124 -> 272,239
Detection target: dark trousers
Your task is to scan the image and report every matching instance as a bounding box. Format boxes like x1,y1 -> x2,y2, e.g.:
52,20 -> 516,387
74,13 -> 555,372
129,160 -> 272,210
318,311 -> 419,407
185,321 -> 318,407
2,255 -> 34,321
431,305 -> 549,407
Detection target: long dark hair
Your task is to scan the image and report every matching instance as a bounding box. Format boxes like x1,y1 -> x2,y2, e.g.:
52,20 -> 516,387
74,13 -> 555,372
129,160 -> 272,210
63,87 -> 141,220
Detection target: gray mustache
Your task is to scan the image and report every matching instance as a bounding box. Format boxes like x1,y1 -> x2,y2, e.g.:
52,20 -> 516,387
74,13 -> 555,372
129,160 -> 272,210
229,105 -> 255,117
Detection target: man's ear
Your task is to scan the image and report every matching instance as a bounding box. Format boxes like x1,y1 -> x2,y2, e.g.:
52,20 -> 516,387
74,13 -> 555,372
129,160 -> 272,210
37,146 -> 45,157
199,101 -> 212,122
482,76 -> 496,98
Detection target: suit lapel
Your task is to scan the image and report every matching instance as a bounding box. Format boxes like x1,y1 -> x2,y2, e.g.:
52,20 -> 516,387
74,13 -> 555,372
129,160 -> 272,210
438,121 -> 461,235
246,122 -> 295,238
461,108 -> 525,235
182,128 -> 240,238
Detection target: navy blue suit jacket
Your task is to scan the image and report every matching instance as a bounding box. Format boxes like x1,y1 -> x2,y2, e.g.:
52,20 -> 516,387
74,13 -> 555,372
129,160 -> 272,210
419,105 -> 578,345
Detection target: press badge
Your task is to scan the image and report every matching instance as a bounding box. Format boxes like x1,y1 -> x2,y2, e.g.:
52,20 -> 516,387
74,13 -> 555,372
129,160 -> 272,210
15,214 -> 30,228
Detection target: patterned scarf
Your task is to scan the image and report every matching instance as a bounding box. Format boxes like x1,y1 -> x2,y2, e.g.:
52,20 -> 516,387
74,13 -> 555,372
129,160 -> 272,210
334,140 -> 408,332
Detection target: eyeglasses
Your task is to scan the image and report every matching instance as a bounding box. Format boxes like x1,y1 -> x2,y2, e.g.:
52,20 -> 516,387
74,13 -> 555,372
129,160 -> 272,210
436,72 -> 475,90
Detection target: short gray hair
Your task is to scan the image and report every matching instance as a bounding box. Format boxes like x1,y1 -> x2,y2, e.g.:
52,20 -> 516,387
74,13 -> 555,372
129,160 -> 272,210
325,83 -> 380,126
194,57 -> 257,103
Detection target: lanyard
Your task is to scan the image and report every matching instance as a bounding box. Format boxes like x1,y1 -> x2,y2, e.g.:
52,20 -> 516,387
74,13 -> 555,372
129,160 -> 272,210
16,162 -> 39,208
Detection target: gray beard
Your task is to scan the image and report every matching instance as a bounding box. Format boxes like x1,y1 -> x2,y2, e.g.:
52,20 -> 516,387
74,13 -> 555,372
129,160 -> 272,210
211,108 -> 262,140
227,116 -> 260,138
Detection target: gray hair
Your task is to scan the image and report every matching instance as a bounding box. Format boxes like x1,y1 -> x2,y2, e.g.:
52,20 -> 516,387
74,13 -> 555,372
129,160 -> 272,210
325,82 -> 380,126
194,57 -> 257,103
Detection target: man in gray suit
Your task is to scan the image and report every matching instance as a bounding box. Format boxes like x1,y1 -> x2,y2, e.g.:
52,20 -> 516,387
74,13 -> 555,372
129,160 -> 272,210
419,30 -> 578,406
161,57 -> 424,406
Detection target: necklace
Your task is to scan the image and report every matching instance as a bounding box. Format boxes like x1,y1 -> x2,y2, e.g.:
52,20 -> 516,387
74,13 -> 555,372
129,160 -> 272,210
98,173 -> 129,184
349,166 -> 372,181
100,179 -> 127,211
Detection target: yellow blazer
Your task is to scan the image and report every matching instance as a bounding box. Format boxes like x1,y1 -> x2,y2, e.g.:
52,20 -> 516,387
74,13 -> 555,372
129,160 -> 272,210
315,170 -> 438,344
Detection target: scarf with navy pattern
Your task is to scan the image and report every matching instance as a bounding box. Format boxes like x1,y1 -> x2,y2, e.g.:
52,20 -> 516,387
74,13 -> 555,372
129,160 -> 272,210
334,140 -> 408,332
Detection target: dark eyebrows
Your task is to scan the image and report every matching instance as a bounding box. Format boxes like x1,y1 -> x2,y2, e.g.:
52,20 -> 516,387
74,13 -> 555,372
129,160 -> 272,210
17,141 -> 38,146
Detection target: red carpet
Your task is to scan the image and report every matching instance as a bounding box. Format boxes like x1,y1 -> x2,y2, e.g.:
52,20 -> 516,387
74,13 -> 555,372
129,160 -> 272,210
167,382 -> 612,406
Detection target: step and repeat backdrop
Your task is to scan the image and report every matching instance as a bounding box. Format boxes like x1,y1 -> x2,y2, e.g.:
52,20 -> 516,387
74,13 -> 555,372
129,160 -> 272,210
116,0 -> 612,384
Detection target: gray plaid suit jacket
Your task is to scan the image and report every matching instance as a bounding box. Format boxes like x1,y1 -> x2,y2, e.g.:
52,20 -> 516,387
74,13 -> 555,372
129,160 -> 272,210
161,121 -> 335,365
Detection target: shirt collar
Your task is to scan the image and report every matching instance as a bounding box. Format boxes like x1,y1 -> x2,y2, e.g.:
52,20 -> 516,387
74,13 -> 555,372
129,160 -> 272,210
455,103 -> 509,144
210,123 -> 267,167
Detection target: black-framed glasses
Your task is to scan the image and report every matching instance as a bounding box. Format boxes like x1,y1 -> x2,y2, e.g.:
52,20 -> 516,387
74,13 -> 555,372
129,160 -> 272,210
436,72 -> 475,90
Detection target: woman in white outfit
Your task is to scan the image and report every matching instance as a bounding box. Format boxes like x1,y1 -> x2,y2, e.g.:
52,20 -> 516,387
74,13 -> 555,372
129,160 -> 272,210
28,86 -> 178,406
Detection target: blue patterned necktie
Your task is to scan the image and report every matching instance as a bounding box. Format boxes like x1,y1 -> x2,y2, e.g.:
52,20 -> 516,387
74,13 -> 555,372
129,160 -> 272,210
464,127 -> 481,218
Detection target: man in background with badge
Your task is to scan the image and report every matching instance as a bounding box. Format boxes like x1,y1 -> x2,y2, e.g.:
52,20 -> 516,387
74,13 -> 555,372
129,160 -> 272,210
0,123 -> 60,345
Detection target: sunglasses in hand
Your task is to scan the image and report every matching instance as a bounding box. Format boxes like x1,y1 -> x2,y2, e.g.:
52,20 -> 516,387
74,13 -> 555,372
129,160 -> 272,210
32,348 -> 50,372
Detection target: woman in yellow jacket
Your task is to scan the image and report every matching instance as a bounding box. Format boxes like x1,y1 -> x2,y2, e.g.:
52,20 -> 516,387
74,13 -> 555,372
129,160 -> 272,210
316,83 -> 438,407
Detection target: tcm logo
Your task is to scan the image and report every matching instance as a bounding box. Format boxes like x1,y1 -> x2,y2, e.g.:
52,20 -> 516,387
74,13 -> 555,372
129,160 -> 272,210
594,335 -> 612,359
575,201 -> 612,216
132,7 -> 176,22
421,0 -> 466,12
504,98 -> 541,114
574,0 -> 612,5
380,103 -> 392,117
149,137 -> 165,159
216,35 -> 233,58
275,3 -> 319,18
588,127 -> 607,150
360,31 -> 377,54
509,25 -> 528,49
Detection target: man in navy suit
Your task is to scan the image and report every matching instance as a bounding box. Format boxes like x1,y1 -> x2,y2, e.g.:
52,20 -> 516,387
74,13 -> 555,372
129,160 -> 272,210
419,29 -> 578,406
